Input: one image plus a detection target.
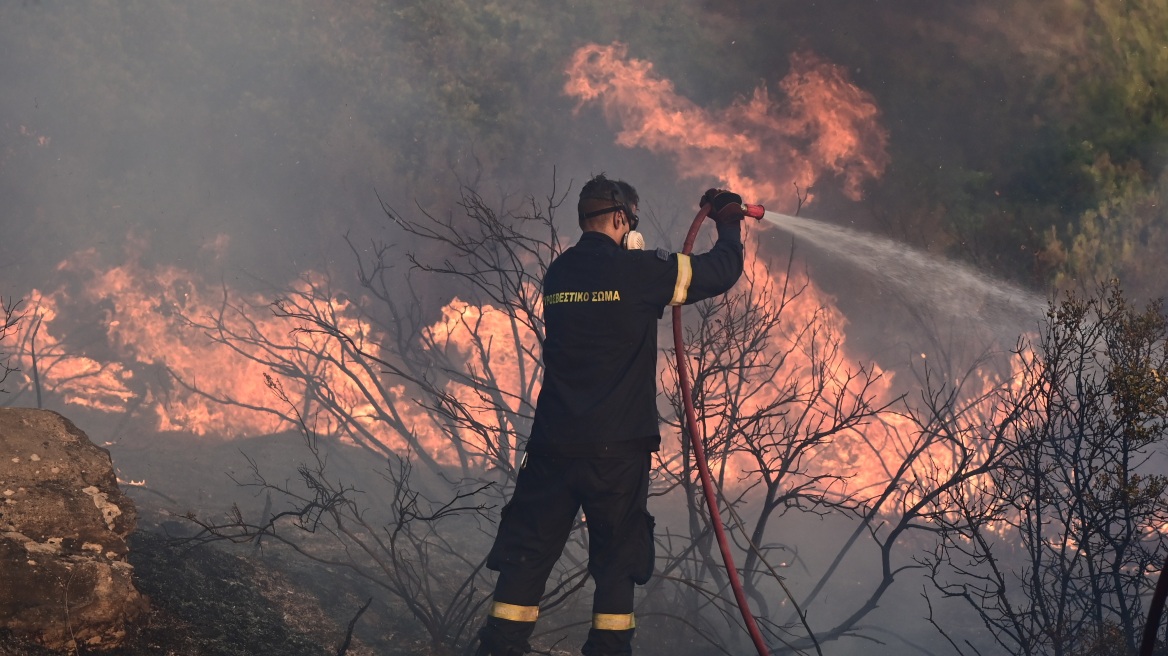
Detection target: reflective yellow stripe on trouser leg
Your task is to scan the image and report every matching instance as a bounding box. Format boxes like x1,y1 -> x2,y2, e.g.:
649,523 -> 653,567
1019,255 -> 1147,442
489,601 -> 539,623
593,612 -> 635,631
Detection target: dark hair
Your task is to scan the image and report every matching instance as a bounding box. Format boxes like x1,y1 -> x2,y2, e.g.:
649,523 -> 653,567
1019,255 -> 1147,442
578,174 -> 638,228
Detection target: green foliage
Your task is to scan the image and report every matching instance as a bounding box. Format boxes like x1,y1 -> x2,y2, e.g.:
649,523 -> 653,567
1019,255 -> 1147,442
1083,1 -> 1168,160
928,0 -> 1168,291
1027,0 -> 1168,294
1040,282 -> 1168,519
1043,156 -> 1168,300
719,0 -> 1168,292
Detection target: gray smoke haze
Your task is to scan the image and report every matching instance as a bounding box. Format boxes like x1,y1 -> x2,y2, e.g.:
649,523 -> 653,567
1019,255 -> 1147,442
2,3 -> 375,289
0,2 -> 624,292
0,2 -> 1114,655
1,1 -> 1072,296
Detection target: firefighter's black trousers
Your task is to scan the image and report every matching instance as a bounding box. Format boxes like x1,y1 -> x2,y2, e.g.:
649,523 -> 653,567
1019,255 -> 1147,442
479,451 -> 655,656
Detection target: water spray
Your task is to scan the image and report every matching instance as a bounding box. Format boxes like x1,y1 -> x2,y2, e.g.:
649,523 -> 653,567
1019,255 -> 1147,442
757,210 -> 1045,334
673,202 -> 770,656
674,202 -> 1045,655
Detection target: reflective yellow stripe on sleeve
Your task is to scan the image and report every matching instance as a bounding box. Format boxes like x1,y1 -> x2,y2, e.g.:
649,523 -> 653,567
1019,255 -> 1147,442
593,612 -> 636,631
669,253 -> 692,306
489,601 -> 540,623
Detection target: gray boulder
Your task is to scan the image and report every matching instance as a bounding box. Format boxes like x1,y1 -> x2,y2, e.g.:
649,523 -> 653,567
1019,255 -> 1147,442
0,408 -> 147,651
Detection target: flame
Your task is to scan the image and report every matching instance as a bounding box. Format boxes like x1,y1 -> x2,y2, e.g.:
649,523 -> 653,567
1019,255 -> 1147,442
421,296 -> 541,458
661,235 -> 916,500
564,42 -> 890,208
564,43 -> 1028,510
19,124 -> 51,147
2,43 -> 1021,518
8,243 -> 534,466
564,41 -> 905,494
10,249 -> 286,436
10,288 -> 135,413
7,229 -> 1030,514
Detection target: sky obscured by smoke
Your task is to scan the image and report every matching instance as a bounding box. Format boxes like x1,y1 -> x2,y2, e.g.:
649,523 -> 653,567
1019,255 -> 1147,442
1,2 -> 691,293
2,3 -> 404,290
1,0 -> 1100,296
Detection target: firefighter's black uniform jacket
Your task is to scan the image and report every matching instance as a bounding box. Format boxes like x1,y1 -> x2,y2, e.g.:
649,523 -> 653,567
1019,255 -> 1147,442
527,219 -> 745,458
479,219 -> 743,656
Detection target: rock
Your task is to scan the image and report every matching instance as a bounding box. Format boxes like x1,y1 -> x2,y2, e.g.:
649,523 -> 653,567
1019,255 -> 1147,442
0,408 -> 147,651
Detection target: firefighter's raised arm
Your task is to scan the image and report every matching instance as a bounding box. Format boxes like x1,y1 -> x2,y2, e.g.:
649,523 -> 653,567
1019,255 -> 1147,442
651,187 -> 747,308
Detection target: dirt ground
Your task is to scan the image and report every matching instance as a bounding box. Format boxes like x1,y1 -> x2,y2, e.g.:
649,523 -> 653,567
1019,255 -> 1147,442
0,420 -> 451,656
0,525 -> 438,656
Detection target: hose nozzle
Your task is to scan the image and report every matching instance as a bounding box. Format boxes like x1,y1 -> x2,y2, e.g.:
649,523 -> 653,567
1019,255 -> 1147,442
742,203 -> 765,220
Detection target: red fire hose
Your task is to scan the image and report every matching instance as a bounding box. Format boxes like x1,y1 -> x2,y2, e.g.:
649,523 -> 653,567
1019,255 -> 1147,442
672,202 -> 770,656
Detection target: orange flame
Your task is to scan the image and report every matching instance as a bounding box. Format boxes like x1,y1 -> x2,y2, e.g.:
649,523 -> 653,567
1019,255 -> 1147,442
11,247 -> 288,436
3,42 -> 1024,515
658,235 -> 913,499
8,232 -> 1028,508
564,42 -> 890,208
8,243 -> 534,466
564,41 -> 903,494
564,42 -> 1027,509
422,296 -> 542,458
10,288 -> 135,413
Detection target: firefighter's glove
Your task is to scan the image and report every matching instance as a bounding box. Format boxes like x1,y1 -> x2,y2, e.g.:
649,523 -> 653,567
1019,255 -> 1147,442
700,188 -> 746,223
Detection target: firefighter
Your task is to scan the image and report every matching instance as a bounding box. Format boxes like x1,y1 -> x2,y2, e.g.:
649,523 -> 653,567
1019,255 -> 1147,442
475,174 -> 747,656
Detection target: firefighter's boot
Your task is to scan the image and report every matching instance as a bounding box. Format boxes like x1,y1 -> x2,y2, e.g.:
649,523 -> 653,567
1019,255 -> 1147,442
475,612 -> 536,656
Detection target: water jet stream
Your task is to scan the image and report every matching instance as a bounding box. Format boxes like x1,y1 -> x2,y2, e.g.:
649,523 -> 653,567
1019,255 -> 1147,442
760,211 -> 1047,336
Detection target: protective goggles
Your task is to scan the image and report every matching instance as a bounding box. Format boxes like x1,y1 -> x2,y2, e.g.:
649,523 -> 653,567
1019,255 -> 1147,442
580,204 -> 638,231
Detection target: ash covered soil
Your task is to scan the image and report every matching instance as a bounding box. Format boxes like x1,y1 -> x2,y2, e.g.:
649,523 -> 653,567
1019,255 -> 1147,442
2,526 -> 429,656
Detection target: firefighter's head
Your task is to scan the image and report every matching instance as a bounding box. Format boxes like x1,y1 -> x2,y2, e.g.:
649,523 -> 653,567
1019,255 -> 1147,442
579,174 -> 643,250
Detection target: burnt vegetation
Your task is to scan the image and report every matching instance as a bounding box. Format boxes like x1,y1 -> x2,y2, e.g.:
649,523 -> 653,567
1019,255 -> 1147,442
0,297 -> 23,392
159,187 -> 1168,655
920,283 -> 1168,655
4,2 -> 1168,654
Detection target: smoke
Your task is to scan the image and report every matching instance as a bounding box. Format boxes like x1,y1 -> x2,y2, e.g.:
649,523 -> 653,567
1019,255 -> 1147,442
0,2 -> 496,295
0,2 -> 1109,654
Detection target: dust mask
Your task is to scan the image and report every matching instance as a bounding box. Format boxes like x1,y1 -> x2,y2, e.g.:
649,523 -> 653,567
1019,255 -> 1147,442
622,230 -> 645,250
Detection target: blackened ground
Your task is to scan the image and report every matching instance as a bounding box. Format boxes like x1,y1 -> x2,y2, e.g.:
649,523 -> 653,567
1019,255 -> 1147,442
0,529 -> 434,656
